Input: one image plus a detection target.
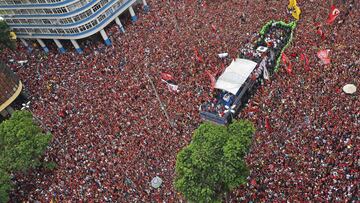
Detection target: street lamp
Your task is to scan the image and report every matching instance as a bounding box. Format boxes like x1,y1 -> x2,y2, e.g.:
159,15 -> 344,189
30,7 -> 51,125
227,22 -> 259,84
21,101 -> 30,110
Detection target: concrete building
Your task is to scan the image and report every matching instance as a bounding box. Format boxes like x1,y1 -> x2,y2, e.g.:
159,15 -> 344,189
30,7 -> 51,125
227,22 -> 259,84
0,0 -> 149,53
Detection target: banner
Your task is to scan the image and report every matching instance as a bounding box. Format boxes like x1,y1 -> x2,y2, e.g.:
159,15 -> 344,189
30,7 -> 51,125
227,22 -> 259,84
327,5 -> 340,25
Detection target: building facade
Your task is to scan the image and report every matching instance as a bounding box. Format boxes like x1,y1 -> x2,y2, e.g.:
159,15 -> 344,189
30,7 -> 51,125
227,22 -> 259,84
0,61 -> 23,118
0,0 -> 149,53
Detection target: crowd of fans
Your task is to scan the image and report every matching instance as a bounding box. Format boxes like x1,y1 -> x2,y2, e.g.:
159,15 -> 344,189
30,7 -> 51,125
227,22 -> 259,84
0,0 -> 358,202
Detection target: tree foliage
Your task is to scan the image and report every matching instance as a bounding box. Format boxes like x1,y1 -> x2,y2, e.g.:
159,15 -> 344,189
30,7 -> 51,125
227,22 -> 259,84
0,20 -> 15,51
175,120 -> 255,202
0,169 -> 11,203
0,110 -> 52,172
0,110 -> 52,202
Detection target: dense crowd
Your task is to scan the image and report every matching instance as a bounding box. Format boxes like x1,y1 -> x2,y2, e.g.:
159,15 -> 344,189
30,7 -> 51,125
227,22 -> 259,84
0,0 -> 358,202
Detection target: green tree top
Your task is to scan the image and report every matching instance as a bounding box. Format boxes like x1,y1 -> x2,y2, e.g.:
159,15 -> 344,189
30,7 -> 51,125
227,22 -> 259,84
0,110 -> 52,172
0,20 -> 16,51
175,120 -> 255,203
0,168 -> 11,203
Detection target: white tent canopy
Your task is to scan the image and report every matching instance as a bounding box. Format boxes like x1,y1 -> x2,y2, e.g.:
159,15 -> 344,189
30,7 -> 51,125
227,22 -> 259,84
343,84 -> 357,94
215,58 -> 258,95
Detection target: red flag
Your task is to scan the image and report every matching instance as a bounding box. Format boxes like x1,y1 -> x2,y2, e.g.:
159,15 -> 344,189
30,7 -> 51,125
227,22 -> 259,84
215,63 -> 226,77
314,22 -> 326,40
317,49 -> 331,64
316,27 -> 326,40
327,5 -> 340,25
160,73 -> 179,93
265,116 -> 272,132
300,53 -> 310,71
167,83 -> 179,93
205,70 -> 216,91
161,72 -> 174,81
211,24 -> 217,33
193,47 -> 204,63
281,53 -> 292,74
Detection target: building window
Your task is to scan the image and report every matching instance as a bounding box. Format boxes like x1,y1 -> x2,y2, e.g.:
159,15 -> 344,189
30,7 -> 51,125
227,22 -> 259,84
44,9 -> 53,14
97,14 -> 106,22
79,25 -> 86,32
42,19 -> 51,24
92,3 -> 101,12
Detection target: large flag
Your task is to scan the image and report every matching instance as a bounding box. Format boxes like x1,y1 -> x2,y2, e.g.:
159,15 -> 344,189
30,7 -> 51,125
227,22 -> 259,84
317,49 -> 331,64
193,47 -> 204,63
281,53 -> 293,74
216,63 -> 226,76
167,83 -> 179,93
265,116 -> 272,132
211,24 -> 217,33
205,70 -> 216,91
160,72 -> 174,81
288,0 -> 297,9
316,27 -> 326,40
160,73 -> 179,93
288,0 -> 301,20
327,5 -> 340,25
292,5 -> 301,20
300,53 -> 310,71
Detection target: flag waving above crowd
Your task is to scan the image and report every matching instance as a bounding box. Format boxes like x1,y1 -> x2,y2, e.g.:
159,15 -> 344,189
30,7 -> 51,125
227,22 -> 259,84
1,0 -> 358,202
281,53 -> 293,74
161,72 -> 179,93
205,70 -> 216,91
327,5 -> 340,25
288,0 -> 301,20
317,49 -> 331,65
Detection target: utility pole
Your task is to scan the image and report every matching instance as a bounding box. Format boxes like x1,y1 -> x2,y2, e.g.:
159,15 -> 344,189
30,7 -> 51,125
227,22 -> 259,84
142,16 -> 175,128
145,73 -> 175,128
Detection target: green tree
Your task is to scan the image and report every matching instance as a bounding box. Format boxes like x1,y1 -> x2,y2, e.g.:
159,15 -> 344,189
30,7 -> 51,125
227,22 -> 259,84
175,120 -> 255,202
0,169 -> 11,203
0,110 -> 52,202
0,19 -> 15,51
0,110 -> 52,172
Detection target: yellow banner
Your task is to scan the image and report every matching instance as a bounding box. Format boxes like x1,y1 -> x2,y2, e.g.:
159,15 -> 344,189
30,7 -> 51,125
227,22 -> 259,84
288,0 -> 301,20
292,5 -> 301,20
288,0 -> 297,9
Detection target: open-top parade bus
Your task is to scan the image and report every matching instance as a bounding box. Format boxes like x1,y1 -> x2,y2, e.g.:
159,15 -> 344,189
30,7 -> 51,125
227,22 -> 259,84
200,21 -> 296,125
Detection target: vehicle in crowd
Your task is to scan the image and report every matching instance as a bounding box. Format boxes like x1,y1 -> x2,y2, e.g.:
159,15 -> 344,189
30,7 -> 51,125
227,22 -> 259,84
200,21 -> 296,125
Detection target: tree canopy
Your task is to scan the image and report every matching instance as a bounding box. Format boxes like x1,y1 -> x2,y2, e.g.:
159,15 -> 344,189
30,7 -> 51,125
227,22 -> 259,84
0,20 -> 16,51
0,110 -> 52,202
175,120 -> 255,202
0,110 -> 52,172
0,169 -> 11,203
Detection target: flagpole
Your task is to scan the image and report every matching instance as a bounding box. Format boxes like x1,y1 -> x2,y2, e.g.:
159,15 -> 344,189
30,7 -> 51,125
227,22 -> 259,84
145,73 -> 175,128
142,16 -> 175,128
168,0 -> 179,32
